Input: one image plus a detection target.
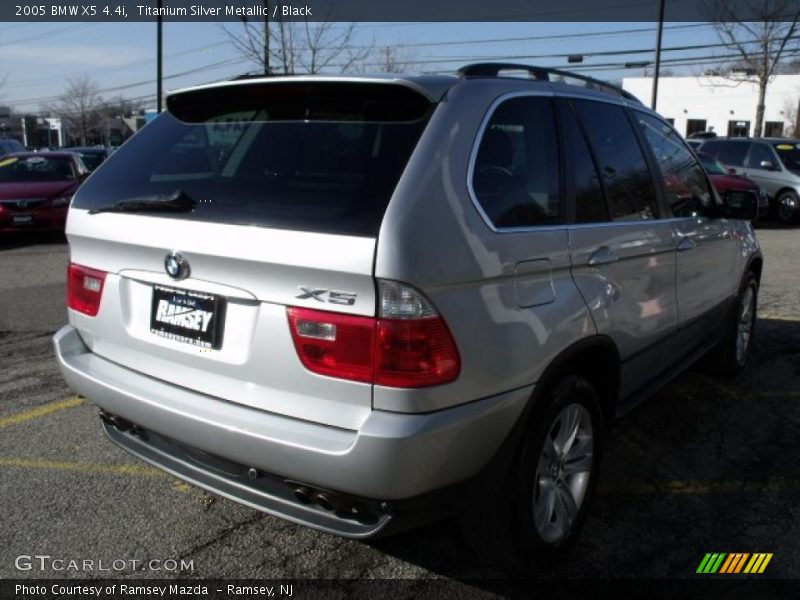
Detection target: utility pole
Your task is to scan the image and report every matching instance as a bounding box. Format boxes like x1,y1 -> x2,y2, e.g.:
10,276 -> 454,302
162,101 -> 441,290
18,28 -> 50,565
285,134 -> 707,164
264,0 -> 270,75
651,0 -> 666,110
157,0 -> 163,112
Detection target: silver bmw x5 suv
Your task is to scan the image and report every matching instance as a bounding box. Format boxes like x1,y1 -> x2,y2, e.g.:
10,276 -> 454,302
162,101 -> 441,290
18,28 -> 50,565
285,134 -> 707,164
54,63 -> 762,570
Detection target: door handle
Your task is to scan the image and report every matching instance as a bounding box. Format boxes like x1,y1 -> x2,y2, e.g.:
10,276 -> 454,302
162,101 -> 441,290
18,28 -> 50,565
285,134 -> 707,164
587,247 -> 619,266
677,238 -> 696,252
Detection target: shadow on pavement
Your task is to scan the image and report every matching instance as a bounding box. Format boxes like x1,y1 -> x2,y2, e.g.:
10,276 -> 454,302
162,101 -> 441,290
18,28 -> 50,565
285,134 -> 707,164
367,317 -> 800,585
0,231 -> 67,251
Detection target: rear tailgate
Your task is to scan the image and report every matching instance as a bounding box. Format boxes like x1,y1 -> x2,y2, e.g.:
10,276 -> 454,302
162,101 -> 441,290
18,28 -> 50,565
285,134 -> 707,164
66,79 -> 435,430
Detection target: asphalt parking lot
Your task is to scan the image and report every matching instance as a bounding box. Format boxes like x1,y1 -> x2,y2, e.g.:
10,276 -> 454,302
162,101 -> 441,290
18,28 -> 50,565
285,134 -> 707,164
1,228 -> 799,587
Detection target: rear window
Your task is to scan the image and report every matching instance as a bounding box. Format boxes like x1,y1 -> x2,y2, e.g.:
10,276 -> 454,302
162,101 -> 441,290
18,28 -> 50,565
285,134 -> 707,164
72,82 -> 433,237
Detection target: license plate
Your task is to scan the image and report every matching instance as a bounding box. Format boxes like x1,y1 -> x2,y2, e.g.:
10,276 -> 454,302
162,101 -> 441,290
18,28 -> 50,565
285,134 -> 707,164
150,285 -> 225,349
13,214 -> 33,225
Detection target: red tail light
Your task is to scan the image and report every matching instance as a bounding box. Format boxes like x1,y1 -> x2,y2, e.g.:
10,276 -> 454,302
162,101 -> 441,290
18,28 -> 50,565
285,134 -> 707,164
374,317 -> 460,387
287,281 -> 461,388
287,308 -> 375,383
67,263 -> 107,317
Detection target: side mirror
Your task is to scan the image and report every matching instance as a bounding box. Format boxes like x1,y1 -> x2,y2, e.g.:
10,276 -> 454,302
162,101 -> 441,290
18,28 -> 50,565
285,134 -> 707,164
727,167 -> 737,175
759,160 -> 778,171
722,189 -> 759,221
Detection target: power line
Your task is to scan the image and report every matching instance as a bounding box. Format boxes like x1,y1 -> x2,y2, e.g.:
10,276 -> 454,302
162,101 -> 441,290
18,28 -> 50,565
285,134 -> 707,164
0,22 -> 103,46
346,22 -> 715,50
9,56 -> 251,109
4,41 -> 231,90
1,24 -> 710,91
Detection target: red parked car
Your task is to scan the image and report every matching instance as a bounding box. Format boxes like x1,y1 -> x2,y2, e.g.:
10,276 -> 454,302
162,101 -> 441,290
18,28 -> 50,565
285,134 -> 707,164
697,151 -> 769,214
0,152 -> 89,233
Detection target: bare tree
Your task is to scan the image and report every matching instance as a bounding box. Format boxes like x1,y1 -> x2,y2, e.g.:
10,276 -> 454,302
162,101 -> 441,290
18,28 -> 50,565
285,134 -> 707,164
706,0 -> 800,137
222,4 -> 371,75
102,94 -> 142,119
45,76 -> 104,146
375,46 -> 417,73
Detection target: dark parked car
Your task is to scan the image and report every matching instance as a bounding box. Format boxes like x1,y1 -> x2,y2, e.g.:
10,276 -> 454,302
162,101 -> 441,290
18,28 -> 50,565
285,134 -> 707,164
0,152 -> 89,233
64,147 -> 112,171
0,138 -> 25,157
697,152 -> 768,214
688,131 -> 718,140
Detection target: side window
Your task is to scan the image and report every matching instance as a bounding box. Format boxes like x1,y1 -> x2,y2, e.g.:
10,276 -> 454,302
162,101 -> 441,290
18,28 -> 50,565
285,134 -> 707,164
745,143 -> 777,169
559,102 -> 608,223
472,96 -> 560,228
572,100 -> 659,221
637,113 -> 715,218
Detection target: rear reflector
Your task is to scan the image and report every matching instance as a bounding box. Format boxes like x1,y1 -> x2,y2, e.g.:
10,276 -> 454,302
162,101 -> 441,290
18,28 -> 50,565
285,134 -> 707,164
287,282 -> 460,388
67,263 -> 107,317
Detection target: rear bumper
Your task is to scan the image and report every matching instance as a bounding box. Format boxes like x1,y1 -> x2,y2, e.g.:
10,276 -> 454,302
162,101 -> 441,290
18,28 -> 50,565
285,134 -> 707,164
53,325 -> 531,536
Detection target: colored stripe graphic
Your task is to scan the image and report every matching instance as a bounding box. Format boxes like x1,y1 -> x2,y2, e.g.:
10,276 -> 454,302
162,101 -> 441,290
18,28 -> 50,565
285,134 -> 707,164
697,553 -> 727,573
744,553 -> 773,574
698,552 -> 772,574
720,553 -> 749,573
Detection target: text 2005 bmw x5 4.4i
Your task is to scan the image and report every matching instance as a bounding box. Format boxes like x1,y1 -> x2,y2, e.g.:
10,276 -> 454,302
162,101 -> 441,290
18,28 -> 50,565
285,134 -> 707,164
54,64 -> 762,570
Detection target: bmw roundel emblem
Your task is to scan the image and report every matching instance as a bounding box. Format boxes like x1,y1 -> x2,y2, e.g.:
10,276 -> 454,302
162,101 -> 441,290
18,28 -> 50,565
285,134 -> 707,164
164,252 -> 189,280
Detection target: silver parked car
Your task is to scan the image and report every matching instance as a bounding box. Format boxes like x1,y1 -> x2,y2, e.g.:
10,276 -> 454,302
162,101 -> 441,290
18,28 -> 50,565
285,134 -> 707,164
699,137 -> 800,223
54,64 -> 762,570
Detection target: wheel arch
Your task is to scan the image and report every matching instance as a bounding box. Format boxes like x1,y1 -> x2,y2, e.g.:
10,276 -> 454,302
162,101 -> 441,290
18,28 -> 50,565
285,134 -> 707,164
531,335 -> 621,426
745,252 -> 763,285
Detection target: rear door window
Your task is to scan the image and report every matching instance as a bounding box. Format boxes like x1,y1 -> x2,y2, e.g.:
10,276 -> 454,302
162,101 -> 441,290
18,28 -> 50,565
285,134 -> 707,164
71,82 -> 433,237
559,101 -> 608,223
471,96 -> 561,228
572,100 -> 659,221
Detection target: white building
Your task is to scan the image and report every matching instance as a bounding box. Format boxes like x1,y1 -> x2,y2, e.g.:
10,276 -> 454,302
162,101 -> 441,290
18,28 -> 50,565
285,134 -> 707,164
622,74 -> 800,139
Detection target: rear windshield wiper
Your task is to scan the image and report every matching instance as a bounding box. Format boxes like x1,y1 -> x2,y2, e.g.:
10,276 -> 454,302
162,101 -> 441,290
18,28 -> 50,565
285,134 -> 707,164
88,190 -> 196,215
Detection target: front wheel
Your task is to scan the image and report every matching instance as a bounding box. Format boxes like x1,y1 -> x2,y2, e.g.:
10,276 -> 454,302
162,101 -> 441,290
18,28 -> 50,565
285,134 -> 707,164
462,374 -> 604,571
775,190 -> 799,224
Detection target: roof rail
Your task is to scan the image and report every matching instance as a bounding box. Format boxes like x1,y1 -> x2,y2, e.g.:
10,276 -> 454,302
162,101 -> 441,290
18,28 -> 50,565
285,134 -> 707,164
457,63 -> 642,104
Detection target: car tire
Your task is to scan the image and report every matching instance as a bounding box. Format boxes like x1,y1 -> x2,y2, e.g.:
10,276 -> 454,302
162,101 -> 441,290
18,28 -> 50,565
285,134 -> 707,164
461,374 -> 604,572
704,271 -> 758,378
775,190 -> 799,224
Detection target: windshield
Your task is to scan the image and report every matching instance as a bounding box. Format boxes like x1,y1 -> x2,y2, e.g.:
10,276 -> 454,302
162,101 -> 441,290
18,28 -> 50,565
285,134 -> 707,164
697,153 -> 728,176
73,82 -> 433,237
773,142 -> 800,172
0,155 -> 76,182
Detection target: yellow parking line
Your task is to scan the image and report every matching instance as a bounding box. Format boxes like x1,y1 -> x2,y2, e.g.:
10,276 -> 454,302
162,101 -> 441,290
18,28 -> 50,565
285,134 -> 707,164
0,456 -> 165,478
0,396 -> 86,429
758,313 -> 800,322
